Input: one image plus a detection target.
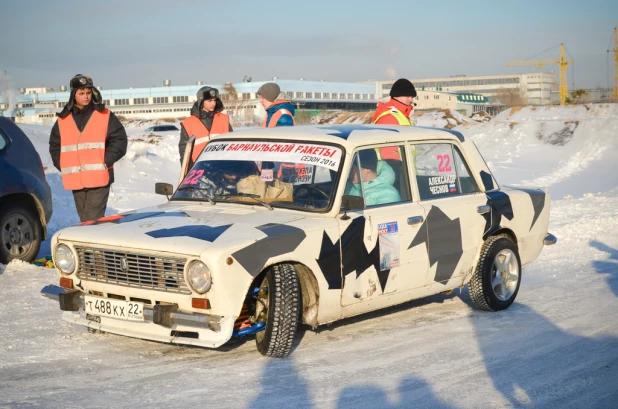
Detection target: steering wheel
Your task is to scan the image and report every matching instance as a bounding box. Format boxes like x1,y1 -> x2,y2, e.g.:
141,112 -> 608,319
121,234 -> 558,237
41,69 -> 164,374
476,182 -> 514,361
294,185 -> 330,207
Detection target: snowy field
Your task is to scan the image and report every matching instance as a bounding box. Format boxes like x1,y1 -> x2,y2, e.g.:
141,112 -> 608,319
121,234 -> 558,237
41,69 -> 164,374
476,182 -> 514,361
1,105 -> 618,408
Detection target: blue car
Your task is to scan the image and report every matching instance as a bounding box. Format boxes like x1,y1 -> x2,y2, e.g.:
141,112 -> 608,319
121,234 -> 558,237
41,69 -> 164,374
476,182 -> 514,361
0,117 -> 53,264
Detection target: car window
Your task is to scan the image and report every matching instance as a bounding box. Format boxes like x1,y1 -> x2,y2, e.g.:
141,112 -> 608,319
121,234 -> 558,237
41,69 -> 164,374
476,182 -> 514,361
344,145 -> 410,208
453,146 -> 480,194
172,140 -> 343,212
411,143 -> 476,200
0,127 -> 9,155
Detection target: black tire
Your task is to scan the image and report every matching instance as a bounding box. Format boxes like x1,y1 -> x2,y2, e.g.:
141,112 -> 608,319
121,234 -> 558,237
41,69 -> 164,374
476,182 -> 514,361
255,263 -> 300,358
469,236 -> 522,312
0,202 -> 42,264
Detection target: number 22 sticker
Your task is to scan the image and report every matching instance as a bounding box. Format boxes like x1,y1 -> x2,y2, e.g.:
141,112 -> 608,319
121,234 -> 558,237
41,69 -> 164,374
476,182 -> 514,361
182,169 -> 204,185
437,154 -> 452,172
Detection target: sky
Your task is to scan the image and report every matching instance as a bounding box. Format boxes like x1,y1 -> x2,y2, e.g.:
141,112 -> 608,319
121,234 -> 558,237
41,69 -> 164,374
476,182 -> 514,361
1,0 -> 617,90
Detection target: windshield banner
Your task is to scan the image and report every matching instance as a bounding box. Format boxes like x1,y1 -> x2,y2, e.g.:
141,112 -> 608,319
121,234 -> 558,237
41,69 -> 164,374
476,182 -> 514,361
198,141 -> 343,169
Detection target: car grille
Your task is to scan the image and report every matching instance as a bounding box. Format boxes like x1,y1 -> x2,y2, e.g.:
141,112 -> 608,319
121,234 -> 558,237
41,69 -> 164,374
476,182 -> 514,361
75,246 -> 190,294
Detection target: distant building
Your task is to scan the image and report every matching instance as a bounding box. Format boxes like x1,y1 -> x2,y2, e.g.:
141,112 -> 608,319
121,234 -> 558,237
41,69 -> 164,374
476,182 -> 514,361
367,72 -> 557,106
1,78 -> 500,124
1,80 -> 379,125
23,87 -> 55,94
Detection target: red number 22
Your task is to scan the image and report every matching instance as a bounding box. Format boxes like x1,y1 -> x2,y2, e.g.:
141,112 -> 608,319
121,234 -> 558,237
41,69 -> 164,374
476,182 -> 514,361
183,169 -> 204,185
437,154 -> 452,172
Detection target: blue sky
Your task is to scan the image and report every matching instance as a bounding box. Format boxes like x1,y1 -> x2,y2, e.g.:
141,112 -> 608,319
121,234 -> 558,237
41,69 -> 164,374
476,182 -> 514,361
1,0 -> 616,90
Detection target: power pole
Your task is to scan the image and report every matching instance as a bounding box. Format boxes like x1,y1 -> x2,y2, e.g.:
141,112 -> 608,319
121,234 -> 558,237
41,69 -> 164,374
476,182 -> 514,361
609,28 -> 618,102
3,70 -> 7,94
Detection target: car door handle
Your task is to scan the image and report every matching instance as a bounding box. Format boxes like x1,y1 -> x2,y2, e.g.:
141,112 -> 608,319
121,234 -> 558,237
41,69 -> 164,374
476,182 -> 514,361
408,216 -> 424,225
477,205 -> 490,214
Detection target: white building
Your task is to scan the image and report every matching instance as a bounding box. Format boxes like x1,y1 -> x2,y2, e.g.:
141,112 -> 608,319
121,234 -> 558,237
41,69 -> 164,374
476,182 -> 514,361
368,72 -> 557,106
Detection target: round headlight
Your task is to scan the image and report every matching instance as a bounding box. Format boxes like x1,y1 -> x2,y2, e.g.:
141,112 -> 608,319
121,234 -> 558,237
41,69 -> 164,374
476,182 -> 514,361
55,244 -> 76,275
186,260 -> 212,294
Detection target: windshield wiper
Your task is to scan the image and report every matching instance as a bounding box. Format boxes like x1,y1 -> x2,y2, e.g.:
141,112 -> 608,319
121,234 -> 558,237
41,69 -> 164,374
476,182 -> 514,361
175,186 -> 215,205
215,193 -> 273,210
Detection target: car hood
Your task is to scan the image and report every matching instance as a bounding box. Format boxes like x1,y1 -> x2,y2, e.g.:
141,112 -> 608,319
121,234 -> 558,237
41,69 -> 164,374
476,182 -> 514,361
53,202 -> 309,256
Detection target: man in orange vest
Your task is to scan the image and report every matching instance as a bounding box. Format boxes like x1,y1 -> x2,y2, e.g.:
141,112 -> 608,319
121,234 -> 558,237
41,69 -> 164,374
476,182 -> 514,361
49,74 -> 127,222
372,78 -> 417,126
372,78 -> 417,160
178,86 -> 232,164
257,82 -> 296,127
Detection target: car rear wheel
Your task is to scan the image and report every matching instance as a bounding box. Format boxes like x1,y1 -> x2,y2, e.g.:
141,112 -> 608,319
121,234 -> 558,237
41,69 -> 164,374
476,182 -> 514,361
469,236 -> 521,312
0,203 -> 42,264
255,263 -> 300,357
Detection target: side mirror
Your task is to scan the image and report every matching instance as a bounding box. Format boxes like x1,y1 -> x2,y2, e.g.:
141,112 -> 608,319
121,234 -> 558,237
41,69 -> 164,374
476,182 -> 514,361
155,182 -> 173,198
341,195 -> 364,220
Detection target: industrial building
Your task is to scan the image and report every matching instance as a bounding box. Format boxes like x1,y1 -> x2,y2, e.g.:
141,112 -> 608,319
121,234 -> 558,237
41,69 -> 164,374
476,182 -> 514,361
1,78 -> 497,125
368,72 -> 558,106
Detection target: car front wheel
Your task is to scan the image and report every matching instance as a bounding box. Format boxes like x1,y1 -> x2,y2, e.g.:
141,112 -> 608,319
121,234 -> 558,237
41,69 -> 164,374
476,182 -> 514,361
469,236 -> 521,312
0,203 -> 42,264
255,263 -> 301,357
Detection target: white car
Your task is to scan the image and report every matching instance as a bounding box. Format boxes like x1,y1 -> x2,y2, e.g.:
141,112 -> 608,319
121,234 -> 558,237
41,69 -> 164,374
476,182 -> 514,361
42,124 -> 556,357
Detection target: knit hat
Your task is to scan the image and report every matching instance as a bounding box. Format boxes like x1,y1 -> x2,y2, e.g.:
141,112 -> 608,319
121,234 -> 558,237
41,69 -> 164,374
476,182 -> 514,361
257,82 -> 281,102
358,149 -> 378,172
390,78 -> 417,98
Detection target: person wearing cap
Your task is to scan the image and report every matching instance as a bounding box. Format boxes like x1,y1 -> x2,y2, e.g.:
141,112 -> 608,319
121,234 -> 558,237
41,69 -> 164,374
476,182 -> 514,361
256,82 -> 296,127
49,74 -> 127,222
371,78 -> 417,160
345,149 -> 400,207
179,86 -> 232,164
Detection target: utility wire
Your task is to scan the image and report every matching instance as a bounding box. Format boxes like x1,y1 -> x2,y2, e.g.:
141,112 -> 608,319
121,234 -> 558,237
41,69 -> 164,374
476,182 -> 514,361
524,44 -> 561,61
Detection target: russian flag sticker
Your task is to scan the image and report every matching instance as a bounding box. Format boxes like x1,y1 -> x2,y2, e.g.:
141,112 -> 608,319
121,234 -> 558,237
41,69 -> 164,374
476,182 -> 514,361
449,184 -> 457,192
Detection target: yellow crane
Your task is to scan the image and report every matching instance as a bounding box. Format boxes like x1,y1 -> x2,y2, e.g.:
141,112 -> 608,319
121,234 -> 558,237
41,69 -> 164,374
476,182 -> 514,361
609,28 -> 618,102
506,43 -> 574,106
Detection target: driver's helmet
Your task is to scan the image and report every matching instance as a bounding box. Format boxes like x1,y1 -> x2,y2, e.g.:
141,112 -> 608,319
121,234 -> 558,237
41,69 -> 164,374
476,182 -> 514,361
212,160 -> 258,190
216,160 -> 257,176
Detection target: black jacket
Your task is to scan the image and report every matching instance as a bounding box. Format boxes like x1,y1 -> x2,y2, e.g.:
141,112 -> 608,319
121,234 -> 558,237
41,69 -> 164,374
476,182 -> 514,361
49,102 -> 127,186
178,101 -> 233,162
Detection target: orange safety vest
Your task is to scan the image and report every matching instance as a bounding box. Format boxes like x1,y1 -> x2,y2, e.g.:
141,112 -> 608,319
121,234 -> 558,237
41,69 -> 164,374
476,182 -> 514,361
58,110 -> 110,190
261,109 -> 296,128
182,113 -> 230,162
277,163 -> 308,183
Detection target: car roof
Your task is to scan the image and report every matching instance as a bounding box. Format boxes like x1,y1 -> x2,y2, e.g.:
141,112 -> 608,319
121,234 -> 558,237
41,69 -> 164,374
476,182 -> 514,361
212,124 -> 465,149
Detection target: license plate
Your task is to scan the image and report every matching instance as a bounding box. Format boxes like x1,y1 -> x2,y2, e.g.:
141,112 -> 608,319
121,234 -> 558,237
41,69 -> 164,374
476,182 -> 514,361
84,296 -> 144,321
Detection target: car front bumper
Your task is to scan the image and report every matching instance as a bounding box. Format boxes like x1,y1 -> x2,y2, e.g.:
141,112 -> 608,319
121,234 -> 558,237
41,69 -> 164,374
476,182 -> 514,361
41,285 -> 236,348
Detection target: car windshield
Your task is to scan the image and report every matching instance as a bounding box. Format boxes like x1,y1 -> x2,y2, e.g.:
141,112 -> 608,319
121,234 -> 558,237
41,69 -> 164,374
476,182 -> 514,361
172,140 -> 344,211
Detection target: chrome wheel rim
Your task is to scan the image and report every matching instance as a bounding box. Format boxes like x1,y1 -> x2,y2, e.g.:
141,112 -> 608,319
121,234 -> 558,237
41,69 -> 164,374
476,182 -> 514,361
2,214 -> 34,258
491,249 -> 519,301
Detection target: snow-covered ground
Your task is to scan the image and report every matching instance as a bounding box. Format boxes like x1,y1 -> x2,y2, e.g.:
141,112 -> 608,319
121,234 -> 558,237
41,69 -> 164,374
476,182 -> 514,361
1,106 -> 617,409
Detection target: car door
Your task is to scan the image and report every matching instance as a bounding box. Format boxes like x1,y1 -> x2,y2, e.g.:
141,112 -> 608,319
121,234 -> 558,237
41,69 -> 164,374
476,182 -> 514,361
339,144 -> 429,306
410,142 -> 488,286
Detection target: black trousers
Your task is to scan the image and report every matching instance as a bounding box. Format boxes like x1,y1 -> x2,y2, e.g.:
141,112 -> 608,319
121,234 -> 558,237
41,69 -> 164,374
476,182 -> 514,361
72,185 -> 111,222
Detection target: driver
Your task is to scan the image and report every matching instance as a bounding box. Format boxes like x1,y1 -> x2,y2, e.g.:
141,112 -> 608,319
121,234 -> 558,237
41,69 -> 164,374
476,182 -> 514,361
345,150 -> 400,206
194,160 -> 258,198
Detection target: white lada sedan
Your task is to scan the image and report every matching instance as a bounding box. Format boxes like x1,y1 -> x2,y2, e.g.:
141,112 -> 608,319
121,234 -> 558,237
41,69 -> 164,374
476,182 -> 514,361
42,124 -> 556,357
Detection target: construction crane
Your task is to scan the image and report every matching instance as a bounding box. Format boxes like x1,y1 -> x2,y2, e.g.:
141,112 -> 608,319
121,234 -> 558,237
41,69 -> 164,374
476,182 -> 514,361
507,43 -> 574,106
609,28 -> 618,102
